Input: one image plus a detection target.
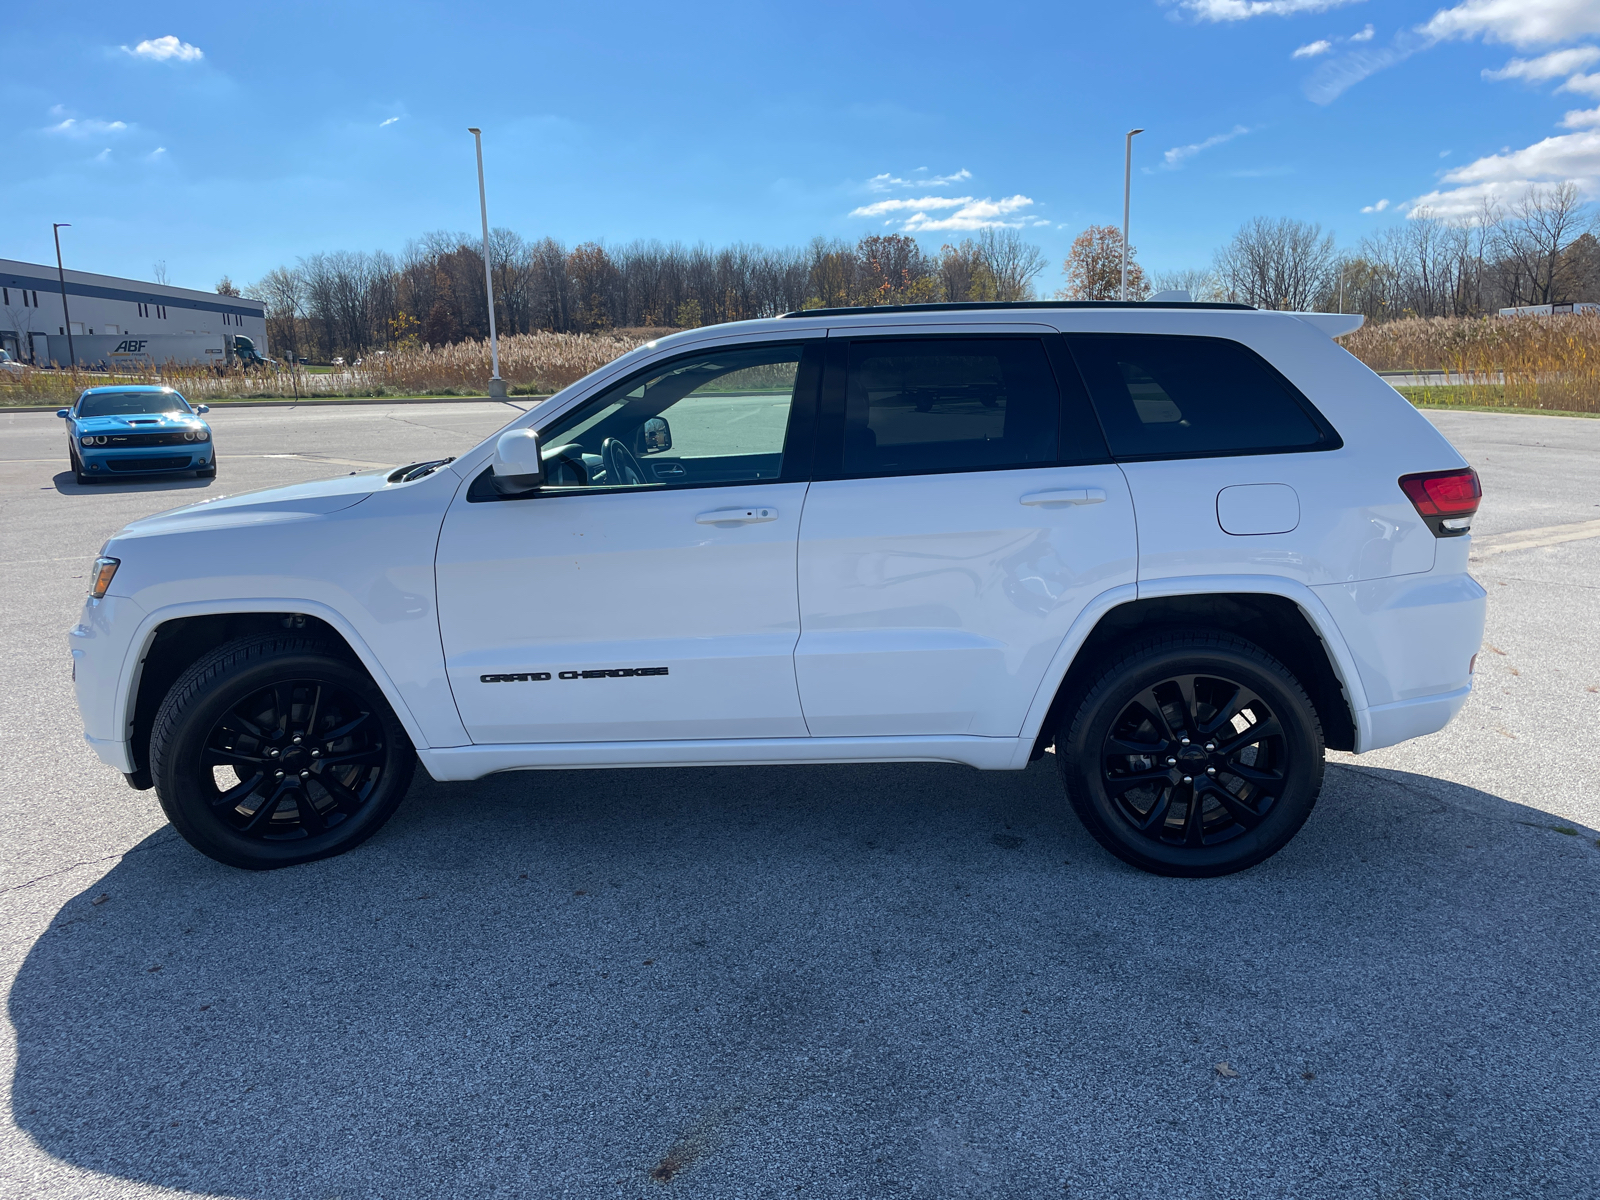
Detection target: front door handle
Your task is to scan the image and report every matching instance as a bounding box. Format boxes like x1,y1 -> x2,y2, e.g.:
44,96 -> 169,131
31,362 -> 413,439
696,506 -> 778,525
1020,488 -> 1106,506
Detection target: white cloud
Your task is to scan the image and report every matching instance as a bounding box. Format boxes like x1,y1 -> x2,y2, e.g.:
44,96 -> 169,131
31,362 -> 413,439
1294,39 -> 1334,57
1419,0 -> 1600,49
1172,0 -> 1365,20
850,194 -> 1035,232
1484,46 -> 1600,81
1558,69 -> 1600,93
1162,124 -> 1250,167
1308,1 -> 1600,105
1361,198 -> 1391,212
147,147 -> 167,160
865,168 -> 970,192
95,148 -> 112,161
45,117 -> 128,137
1408,121 -> 1600,216
379,116 -> 400,127
1350,23 -> 1375,40
121,35 -> 204,62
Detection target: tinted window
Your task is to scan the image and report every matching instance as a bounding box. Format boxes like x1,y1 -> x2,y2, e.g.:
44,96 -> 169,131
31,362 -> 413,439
76,390 -> 193,417
1066,335 -> 1334,459
534,343 -> 810,490
842,337 -> 1059,475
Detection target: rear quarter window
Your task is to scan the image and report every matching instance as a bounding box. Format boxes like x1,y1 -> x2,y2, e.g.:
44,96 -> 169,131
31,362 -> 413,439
1065,334 -> 1339,460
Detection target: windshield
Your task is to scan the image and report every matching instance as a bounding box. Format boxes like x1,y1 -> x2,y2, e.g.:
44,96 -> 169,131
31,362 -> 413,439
75,391 -> 193,418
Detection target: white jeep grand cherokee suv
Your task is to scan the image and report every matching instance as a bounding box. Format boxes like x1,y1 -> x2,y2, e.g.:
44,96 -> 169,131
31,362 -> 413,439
71,301 -> 1486,876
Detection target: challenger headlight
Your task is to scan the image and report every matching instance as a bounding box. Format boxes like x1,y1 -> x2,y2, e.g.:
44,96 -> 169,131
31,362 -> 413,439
182,431 -> 195,442
195,428 -> 209,442
80,435 -> 93,446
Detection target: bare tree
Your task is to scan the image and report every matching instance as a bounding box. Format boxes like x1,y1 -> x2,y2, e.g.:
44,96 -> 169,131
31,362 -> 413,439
1214,217 -> 1338,310
151,261 -> 169,285
976,228 -> 1046,301
1494,182 -> 1591,306
1150,267 -> 1221,301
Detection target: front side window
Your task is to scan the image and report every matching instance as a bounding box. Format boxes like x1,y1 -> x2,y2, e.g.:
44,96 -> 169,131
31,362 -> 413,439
1066,334 -> 1337,459
841,337 -> 1060,476
535,343 -> 812,490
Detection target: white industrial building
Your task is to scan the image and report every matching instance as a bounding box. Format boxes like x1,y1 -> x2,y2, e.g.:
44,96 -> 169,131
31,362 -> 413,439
0,258 -> 267,365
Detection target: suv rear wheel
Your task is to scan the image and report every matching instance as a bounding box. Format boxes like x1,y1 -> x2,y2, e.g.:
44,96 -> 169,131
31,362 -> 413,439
149,634 -> 415,870
1056,633 -> 1324,877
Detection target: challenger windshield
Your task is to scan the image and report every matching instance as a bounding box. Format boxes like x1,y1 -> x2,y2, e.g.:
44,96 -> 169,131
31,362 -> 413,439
76,391 -> 193,417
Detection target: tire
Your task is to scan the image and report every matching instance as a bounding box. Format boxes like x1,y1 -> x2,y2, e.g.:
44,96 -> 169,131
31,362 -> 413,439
1056,632 -> 1324,878
149,634 -> 416,870
71,449 -> 92,486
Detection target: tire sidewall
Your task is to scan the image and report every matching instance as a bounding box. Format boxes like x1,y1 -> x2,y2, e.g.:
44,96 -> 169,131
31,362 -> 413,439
154,649 -> 412,870
1061,641 -> 1324,877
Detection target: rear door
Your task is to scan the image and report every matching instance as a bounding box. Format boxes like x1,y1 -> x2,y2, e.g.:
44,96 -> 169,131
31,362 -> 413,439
794,330 -> 1137,737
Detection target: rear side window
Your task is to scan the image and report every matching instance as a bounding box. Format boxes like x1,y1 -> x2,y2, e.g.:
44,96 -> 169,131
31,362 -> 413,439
1066,334 -> 1338,459
842,337 -> 1059,475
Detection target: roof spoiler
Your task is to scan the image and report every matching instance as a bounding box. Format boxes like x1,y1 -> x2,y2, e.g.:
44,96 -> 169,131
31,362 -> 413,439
1293,313 -> 1364,338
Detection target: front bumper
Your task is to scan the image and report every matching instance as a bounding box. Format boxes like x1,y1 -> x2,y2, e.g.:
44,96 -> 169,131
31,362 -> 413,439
70,593 -> 147,772
77,445 -> 213,476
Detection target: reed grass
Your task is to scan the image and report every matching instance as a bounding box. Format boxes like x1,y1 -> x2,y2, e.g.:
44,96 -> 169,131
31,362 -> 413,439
1342,314 -> 1600,413
0,331 -> 654,407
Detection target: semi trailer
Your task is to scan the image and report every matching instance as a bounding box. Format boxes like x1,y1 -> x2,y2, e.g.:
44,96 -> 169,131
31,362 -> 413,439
43,333 -> 273,370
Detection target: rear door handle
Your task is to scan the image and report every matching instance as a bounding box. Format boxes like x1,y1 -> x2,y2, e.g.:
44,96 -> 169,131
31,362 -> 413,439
696,506 -> 778,525
1020,488 -> 1106,506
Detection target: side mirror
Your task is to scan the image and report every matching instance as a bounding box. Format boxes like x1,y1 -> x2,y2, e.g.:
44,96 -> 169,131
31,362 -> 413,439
196,404 -> 210,414
641,416 -> 672,454
56,409 -> 70,419
492,427 -> 545,494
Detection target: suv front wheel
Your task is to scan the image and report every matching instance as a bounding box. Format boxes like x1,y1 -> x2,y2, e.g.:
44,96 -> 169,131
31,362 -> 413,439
149,634 -> 416,870
1057,633 -> 1325,877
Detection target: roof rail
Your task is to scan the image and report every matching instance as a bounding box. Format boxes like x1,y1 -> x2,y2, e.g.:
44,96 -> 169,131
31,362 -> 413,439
779,299 -> 1256,318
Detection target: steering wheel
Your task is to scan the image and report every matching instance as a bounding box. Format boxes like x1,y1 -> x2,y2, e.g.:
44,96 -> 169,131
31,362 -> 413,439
601,437 -> 647,487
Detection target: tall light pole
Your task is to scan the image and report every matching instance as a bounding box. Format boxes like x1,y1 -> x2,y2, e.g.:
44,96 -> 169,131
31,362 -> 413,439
1121,128 -> 1144,302
53,223 -> 75,368
466,128 -> 507,399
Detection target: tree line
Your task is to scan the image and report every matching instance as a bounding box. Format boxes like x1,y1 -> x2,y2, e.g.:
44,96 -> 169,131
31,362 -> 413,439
243,182 -> 1600,362
1112,183 -> 1596,319
245,229 -> 1047,363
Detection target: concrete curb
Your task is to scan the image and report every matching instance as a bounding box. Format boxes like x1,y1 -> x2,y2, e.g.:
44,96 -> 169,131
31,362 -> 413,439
1,395 -> 549,414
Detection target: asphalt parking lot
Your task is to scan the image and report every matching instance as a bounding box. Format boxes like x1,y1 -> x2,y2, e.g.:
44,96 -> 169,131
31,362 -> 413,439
1,401 -> 1597,1199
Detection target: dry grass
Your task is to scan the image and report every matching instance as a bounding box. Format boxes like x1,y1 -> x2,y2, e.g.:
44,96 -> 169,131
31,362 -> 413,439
1342,314 -> 1600,413
10,315 -> 1598,414
0,330 -> 655,407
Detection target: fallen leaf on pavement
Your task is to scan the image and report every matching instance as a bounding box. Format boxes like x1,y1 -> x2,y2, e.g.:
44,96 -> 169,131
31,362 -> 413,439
1215,1062 -> 1238,1078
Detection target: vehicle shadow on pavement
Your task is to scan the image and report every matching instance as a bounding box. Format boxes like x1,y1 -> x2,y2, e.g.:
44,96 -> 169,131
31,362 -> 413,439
10,759 -> 1600,1199
50,470 -> 213,496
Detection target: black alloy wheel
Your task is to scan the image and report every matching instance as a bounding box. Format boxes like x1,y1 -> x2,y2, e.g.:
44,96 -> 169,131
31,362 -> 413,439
1057,633 -> 1324,877
149,635 -> 415,869
71,448 -> 91,486
204,678 -> 385,839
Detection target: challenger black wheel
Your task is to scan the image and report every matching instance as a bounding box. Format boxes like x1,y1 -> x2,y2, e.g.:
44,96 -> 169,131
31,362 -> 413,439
149,634 -> 415,870
1056,633 -> 1324,878
72,449 -> 91,486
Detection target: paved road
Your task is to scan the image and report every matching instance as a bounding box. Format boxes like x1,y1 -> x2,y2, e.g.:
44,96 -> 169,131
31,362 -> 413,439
1,403 -> 1596,1199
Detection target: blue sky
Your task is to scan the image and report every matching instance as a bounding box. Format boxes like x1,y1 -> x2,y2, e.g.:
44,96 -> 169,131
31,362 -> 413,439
6,0 -> 1600,293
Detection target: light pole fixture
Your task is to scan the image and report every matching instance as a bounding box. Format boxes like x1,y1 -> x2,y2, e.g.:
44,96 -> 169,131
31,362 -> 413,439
53,222 -> 75,368
1121,128 -> 1144,302
467,127 -> 507,399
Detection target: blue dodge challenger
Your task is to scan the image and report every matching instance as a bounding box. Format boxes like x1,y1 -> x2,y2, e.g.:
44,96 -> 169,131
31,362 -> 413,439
58,385 -> 215,485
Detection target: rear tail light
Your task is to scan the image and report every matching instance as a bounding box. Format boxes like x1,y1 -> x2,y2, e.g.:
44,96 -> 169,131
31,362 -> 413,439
1399,467 -> 1481,537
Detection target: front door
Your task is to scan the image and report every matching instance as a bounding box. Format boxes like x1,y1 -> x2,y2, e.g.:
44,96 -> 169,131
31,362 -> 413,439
436,339 -> 822,744
795,332 -> 1138,738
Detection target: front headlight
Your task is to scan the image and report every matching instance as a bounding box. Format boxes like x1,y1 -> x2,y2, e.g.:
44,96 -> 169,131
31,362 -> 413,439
90,556 -> 120,599
80,435 -> 93,447
195,428 -> 210,442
